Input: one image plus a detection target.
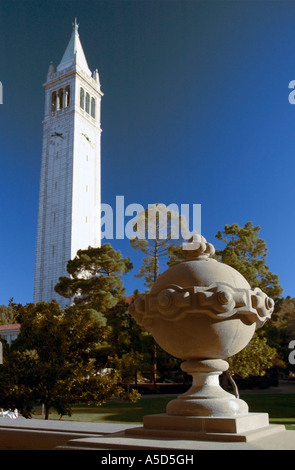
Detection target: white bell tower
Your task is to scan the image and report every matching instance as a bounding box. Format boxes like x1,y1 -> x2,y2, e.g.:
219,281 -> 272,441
34,20 -> 103,308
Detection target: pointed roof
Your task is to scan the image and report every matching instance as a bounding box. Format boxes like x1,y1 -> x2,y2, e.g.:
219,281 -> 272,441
57,19 -> 91,75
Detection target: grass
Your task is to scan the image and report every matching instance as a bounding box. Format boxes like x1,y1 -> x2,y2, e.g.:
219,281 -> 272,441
32,392 -> 295,430
241,393 -> 295,430
33,395 -> 174,424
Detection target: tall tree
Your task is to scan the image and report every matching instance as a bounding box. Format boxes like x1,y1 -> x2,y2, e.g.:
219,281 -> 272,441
54,244 -> 139,383
130,203 -> 188,290
55,243 -> 132,313
130,204 -> 189,387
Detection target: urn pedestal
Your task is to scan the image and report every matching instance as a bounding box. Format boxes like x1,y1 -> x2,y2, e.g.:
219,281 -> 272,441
127,236 -> 285,442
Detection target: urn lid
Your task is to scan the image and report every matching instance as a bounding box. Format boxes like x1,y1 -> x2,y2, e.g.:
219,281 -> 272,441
150,235 -> 250,295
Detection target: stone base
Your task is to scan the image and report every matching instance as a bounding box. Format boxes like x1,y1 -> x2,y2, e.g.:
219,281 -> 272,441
58,420 -> 294,450
125,412 -> 286,442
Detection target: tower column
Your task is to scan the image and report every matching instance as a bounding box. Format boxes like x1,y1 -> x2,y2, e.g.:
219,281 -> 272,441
34,22 -> 103,309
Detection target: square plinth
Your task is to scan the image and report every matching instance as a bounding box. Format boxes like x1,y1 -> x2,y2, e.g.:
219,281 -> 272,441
125,413 -> 286,442
144,413 -> 269,433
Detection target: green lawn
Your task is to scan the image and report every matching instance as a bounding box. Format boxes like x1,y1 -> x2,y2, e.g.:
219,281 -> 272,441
32,393 -> 295,430
33,395 -> 174,424
241,393 -> 295,430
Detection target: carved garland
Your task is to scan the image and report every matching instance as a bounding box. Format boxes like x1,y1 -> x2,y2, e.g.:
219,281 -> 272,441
129,282 -> 274,329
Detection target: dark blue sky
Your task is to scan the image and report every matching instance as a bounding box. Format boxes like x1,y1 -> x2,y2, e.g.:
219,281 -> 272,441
1,0 -> 295,305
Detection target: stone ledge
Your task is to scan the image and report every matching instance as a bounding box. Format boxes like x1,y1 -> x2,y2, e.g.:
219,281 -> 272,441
0,417 -> 135,434
142,412 -> 271,435
57,413 -> 294,450
57,428 -> 295,450
123,412 -> 287,443
126,423 -> 285,443
0,418 -> 135,450
0,416 -> 294,451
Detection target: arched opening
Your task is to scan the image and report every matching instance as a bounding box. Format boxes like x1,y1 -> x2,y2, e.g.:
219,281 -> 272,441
65,86 -> 70,107
58,89 -> 63,109
91,97 -> 96,118
51,91 -> 57,113
85,92 -> 90,114
80,87 -> 85,109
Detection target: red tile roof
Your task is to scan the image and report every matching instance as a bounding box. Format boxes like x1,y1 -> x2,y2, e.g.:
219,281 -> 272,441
0,323 -> 20,332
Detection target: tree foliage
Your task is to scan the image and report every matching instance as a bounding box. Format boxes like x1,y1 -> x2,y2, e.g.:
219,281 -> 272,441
227,333 -> 277,379
55,243 -> 132,313
265,296 -> 295,369
130,203 -> 188,290
215,222 -> 283,301
54,244 -> 149,387
0,301 -> 139,419
129,204 -> 191,386
0,299 -> 18,324
213,222 -> 284,378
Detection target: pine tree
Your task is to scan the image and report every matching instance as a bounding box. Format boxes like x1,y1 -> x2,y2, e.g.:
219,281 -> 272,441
55,243 -> 132,314
215,222 -> 283,301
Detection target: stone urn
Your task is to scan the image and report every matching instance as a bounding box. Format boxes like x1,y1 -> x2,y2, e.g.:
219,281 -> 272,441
129,236 -> 274,418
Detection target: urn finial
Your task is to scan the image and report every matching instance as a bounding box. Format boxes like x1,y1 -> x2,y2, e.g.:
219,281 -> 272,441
182,233 -> 215,260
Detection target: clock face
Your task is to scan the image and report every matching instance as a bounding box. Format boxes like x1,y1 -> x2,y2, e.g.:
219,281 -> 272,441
50,131 -> 65,146
82,132 -> 91,144
81,127 -> 96,148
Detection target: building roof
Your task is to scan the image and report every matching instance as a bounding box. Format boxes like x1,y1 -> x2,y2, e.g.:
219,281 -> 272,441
0,323 -> 20,332
57,19 -> 91,75
125,295 -> 133,304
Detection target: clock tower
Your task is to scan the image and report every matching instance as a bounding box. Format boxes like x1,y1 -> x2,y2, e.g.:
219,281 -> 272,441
34,20 -> 103,308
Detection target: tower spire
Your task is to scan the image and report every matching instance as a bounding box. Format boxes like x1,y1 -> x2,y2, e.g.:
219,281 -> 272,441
57,20 -> 90,75
73,17 -> 79,32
